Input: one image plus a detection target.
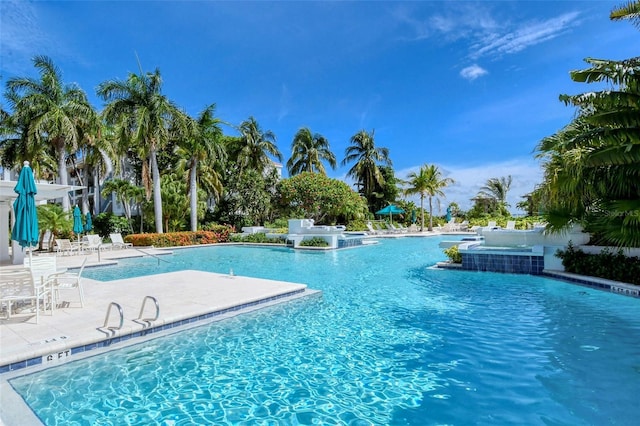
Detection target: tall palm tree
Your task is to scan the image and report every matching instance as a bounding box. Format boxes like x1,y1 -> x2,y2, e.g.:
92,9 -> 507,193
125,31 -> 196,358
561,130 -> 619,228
405,164 -> 454,231
477,175 -> 512,210
5,55 -> 96,212
175,104 -> 226,231
286,127 -> 336,175
98,68 -> 184,234
342,129 -> 392,210
236,116 -> 282,173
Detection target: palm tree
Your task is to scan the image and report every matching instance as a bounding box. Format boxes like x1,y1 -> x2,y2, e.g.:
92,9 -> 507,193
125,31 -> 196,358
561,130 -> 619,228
175,104 -> 226,231
536,57 -> 640,246
477,175 -> 512,212
236,116 -> 282,173
102,178 -> 142,232
286,127 -> 336,175
37,204 -> 71,251
610,1 -> 640,28
342,129 -> 392,210
404,164 -> 454,231
98,68 -> 184,234
5,55 -> 96,212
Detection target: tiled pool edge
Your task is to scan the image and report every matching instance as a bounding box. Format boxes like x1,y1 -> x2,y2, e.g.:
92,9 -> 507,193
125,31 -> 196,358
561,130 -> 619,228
0,288 -> 319,375
542,270 -> 640,298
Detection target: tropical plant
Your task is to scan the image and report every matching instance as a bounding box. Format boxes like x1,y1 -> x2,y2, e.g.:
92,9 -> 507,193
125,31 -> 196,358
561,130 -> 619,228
5,55 -> 97,212
214,167 -> 279,229
341,129 -> 392,211
286,127 -> 336,175
610,0 -> 640,28
36,204 -> 72,250
535,56 -> 640,246
98,68 -> 184,234
236,116 -> 282,173
101,178 -> 143,232
477,176 -> 512,212
175,104 -> 226,231
404,164 -> 454,231
276,171 -> 368,223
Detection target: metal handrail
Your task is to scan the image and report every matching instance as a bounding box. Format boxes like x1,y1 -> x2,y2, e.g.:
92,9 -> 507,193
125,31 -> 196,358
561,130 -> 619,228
132,247 -> 171,265
138,296 -> 159,322
103,302 -> 124,331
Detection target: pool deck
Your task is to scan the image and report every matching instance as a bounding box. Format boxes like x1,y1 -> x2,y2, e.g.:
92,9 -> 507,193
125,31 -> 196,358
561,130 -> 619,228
0,248 -> 319,374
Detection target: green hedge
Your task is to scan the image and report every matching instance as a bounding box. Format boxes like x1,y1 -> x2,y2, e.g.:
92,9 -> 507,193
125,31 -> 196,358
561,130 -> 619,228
228,233 -> 286,244
299,237 -> 329,247
556,243 -> 640,285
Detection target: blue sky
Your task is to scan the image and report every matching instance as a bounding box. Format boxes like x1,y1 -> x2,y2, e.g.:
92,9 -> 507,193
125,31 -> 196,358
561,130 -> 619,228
1,1 -> 637,212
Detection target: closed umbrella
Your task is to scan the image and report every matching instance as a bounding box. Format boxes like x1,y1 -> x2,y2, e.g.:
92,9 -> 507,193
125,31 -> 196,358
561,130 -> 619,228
11,161 -> 39,261
73,206 -> 83,243
375,204 -> 405,224
85,212 -> 93,232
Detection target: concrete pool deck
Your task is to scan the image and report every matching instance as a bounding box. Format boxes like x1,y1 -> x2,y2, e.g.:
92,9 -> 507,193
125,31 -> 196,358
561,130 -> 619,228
0,248 -> 319,373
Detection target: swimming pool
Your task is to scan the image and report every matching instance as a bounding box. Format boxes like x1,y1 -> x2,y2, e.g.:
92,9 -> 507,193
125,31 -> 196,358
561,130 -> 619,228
10,238 -> 640,425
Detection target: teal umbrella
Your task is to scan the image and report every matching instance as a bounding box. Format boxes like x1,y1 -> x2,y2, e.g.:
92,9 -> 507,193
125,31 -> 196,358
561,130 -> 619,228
11,161 -> 39,256
85,212 -> 93,232
73,206 -> 84,242
375,204 -> 405,224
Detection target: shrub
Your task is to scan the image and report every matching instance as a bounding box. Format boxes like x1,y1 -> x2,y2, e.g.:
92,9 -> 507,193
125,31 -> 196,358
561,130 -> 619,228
443,245 -> 462,263
346,220 -> 368,232
125,226 -> 234,248
228,233 -> 286,244
556,242 -> 640,285
299,237 -> 329,247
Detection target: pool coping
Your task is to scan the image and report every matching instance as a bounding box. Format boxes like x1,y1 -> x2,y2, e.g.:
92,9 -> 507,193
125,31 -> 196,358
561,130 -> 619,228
0,286 -> 321,426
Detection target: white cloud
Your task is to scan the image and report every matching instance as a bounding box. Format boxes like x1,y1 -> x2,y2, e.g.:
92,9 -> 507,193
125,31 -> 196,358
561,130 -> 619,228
471,11 -> 581,59
396,158 -> 543,214
278,83 -> 291,121
460,64 -> 488,81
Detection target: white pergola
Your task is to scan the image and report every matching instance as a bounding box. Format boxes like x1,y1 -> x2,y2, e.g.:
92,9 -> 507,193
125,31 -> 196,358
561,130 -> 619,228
0,180 -> 84,264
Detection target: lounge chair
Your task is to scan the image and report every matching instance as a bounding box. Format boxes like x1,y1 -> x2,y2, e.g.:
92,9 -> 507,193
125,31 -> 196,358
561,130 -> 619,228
82,234 -> 107,252
109,233 -> 133,249
2,268 -> 53,323
50,257 -> 87,308
505,220 -> 516,230
55,238 -> 81,256
366,222 -> 381,235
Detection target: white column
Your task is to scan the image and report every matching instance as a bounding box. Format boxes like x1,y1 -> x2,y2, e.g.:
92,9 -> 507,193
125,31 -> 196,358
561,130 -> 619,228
0,203 -> 10,262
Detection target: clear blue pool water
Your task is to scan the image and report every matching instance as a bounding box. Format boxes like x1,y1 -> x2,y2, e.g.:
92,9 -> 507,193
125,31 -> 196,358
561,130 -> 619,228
10,237 -> 640,425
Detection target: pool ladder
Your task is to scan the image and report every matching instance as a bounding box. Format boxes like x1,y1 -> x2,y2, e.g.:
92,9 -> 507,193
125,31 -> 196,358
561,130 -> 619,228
102,296 -> 160,332
137,296 -> 160,324
103,302 -> 124,332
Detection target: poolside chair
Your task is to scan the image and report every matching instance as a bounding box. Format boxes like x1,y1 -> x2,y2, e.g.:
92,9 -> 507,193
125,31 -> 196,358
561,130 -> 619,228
55,238 -> 80,256
366,222 -> 381,235
109,233 -> 133,249
82,234 -> 106,252
505,220 -> 516,230
1,268 -> 53,323
49,257 -> 87,308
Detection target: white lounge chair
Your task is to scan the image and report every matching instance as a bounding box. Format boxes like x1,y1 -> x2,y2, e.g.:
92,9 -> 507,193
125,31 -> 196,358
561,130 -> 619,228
109,233 -> 133,249
55,238 -> 81,256
50,257 -> 87,308
505,220 -> 516,230
366,222 -> 380,235
82,234 -> 106,252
